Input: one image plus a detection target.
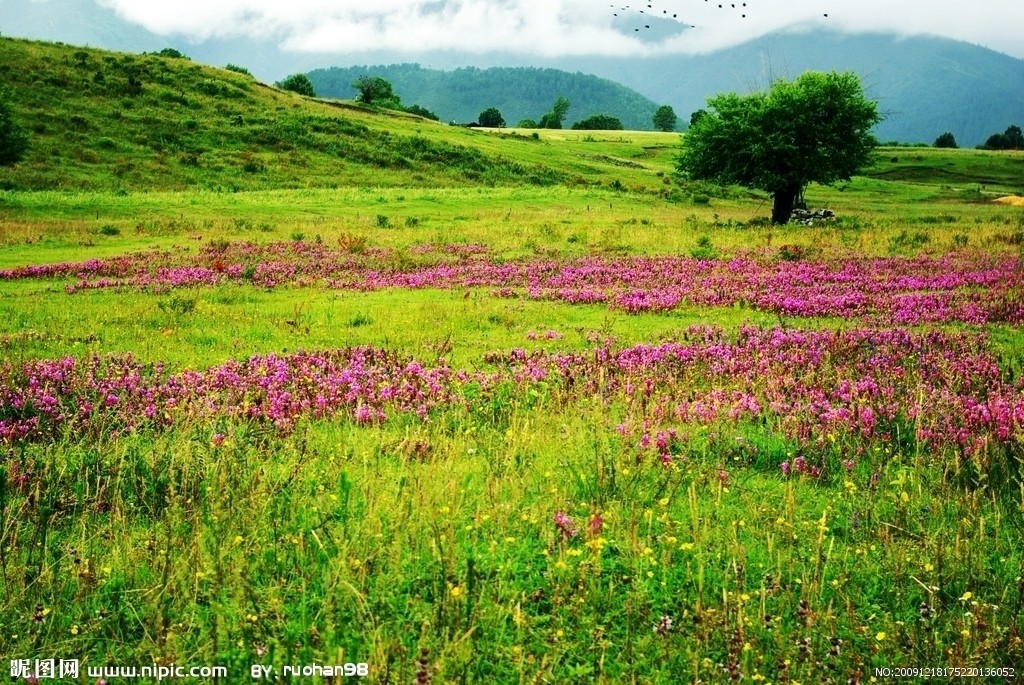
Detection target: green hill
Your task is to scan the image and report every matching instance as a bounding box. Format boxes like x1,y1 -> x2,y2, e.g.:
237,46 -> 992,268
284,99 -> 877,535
307,64 -> 663,131
0,38 -> 697,193
3,37 -> 1019,199
0,38 -> 580,192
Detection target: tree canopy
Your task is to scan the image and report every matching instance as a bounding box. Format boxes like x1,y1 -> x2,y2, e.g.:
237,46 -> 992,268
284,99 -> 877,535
0,87 -> 29,167
981,124 -> 1024,150
677,71 -> 881,224
478,107 -> 505,128
571,114 -> 623,131
352,76 -> 400,108
405,104 -> 439,121
933,132 -> 958,148
538,96 -> 570,130
276,73 -> 317,98
307,65 -> 659,131
652,105 -> 678,132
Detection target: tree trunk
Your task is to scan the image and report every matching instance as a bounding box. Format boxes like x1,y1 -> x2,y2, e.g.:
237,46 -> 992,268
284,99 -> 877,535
771,184 -> 800,224
794,185 -> 807,210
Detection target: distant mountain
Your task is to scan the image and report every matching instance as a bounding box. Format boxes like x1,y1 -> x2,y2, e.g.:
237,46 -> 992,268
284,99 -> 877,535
308,64 -> 663,130
552,32 -> 1024,147
308,33 -> 1024,144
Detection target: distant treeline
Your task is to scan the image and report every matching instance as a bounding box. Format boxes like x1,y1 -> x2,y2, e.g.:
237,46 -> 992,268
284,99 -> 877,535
306,64 -> 661,131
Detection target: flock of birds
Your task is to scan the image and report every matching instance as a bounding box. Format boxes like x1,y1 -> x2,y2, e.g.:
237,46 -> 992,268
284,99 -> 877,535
610,1 -> 829,32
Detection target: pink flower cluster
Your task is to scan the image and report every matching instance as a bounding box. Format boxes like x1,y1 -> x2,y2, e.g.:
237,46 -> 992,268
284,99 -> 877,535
2,242 -> 1021,324
780,456 -> 821,479
486,326 -> 1024,462
553,511 -> 579,539
2,328 -> 1021,469
0,348 -> 461,442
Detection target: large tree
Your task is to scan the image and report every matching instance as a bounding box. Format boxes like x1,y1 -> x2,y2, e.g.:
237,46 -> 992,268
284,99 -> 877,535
677,71 -> 882,224
0,87 -> 29,167
652,105 -> 678,132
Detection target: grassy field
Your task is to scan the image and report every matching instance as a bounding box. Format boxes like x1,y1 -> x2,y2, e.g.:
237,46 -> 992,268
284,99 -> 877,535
1,37 -> 1024,685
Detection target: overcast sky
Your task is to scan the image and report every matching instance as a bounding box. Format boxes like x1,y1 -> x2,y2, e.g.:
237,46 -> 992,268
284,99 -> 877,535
94,0 -> 1024,58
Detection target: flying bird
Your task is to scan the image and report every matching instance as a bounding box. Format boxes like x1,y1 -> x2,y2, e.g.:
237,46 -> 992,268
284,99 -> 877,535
610,0 -> 832,32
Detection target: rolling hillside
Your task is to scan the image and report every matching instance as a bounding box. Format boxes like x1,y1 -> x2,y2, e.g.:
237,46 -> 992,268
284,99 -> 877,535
307,64 -> 663,130
2,37 -> 1019,198
0,38 -> 687,193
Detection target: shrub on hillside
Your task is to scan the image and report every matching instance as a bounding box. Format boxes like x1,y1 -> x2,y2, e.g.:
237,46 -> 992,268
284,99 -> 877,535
405,104 -> 439,121
276,74 -> 317,98
154,48 -> 189,59
225,63 -> 252,77
571,114 -> 624,131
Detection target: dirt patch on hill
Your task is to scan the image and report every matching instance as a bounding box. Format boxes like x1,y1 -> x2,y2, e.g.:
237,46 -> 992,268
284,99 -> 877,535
994,195 -> 1024,206
585,154 -> 647,169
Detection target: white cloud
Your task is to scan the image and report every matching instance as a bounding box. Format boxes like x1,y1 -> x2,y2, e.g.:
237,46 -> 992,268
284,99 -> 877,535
95,0 -> 1024,58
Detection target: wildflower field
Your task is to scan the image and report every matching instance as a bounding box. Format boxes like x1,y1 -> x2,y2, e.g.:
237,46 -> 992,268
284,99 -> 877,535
1,38 -> 1023,682
2,177 -> 1023,684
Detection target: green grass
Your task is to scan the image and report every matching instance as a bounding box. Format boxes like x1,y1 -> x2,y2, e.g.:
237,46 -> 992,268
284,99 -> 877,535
1,36 -> 1024,684
0,282 -> 793,368
863,146 -> 1024,195
2,183 -> 1023,271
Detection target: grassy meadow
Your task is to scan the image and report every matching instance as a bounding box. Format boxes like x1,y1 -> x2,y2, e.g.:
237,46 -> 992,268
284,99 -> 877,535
1,36 -> 1024,684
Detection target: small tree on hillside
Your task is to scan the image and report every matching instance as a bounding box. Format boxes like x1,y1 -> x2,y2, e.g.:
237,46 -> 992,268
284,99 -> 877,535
0,88 -> 29,167
677,71 -> 882,224
571,114 -> 624,130
933,132 -> 958,148
405,104 -> 440,121
353,76 -> 401,108
478,107 -> 505,128
539,96 -> 570,129
225,63 -> 252,77
652,105 -> 678,132
276,73 -> 316,97
156,48 -> 189,60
